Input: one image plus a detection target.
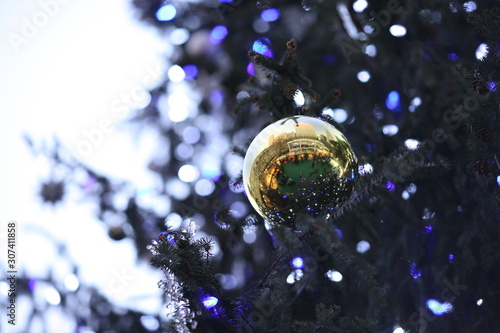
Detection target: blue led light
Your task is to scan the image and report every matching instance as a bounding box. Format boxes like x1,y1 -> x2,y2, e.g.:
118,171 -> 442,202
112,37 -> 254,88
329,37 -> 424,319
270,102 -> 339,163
497,175 -> 500,186
261,9 -> 280,22
210,90 -> 224,105
29,279 -> 37,291
423,225 -> 432,234
426,299 -> 452,315
202,296 -> 219,309
410,262 -> 421,279
291,257 -> 304,269
247,62 -> 255,75
448,53 -> 459,61
385,91 -> 401,110
210,25 -> 228,44
334,228 -> 343,239
183,65 -> 198,80
202,165 -> 221,181
448,253 -> 454,263
252,38 -> 270,55
386,181 -> 396,192
156,4 -> 176,21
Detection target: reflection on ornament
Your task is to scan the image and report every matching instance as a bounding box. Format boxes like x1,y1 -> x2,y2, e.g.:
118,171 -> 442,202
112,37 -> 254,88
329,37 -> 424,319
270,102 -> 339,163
243,116 -> 358,228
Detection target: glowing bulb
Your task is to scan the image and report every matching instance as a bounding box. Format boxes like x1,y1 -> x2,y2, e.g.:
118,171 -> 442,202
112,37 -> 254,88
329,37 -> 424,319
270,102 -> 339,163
359,163 -> 373,175
291,257 -> 304,269
261,9 -> 280,22
389,25 -> 407,37
386,91 -> 400,110
382,124 -> 399,136
203,296 -> 219,309
178,165 -> 199,182
426,299 -> 453,315
45,285 -> 61,305
156,4 -> 176,21
64,274 -> 80,291
252,38 -> 271,55
356,240 -> 370,253
170,28 -> 189,45
464,1 -> 477,12
357,70 -> 370,82
326,270 -> 343,282
183,65 -> 198,80
475,43 -> 488,60
323,108 -> 348,123
363,44 -> 377,57
404,139 -> 419,150
168,65 -> 185,83
353,0 -> 368,12
210,25 -> 228,44
294,90 -> 305,106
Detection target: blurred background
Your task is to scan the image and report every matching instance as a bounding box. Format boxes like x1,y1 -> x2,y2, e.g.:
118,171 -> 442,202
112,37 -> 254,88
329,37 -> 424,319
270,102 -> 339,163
0,1 -> 170,331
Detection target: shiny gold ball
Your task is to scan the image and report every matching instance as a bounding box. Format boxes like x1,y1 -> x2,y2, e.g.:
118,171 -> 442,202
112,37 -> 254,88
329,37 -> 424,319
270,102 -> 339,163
243,116 -> 358,228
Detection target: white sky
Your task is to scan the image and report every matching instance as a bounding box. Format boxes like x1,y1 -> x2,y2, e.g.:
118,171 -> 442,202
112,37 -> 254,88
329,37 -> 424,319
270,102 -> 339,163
0,0 -> 171,331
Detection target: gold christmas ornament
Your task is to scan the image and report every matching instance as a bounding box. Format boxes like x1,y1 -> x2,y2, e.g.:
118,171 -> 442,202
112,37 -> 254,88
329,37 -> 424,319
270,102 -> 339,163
243,116 -> 358,228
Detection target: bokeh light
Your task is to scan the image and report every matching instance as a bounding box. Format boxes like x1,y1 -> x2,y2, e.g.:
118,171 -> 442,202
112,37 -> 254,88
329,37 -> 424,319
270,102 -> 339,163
195,179 -> 216,196
382,124 -> 399,136
210,25 -> 228,44
363,44 -> 377,57
326,270 -> 343,282
322,108 -> 348,123
353,0 -> 368,12
404,139 -> 419,150
170,28 -> 190,45
246,62 -> 255,75
464,1 -> 477,12
183,64 -> 198,80
291,257 -> 304,269
141,315 -> 160,331
261,9 -> 280,22
252,38 -> 272,56
386,91 -> 401,110
156,4 -> 176,21
475,43 -> 488,60
389,25 -> 407,37
202,296 -> 219,309
357,70 -> 370,82
426,299 -> 453,315
178,164 -> 199,182
356,240 -> 371,253
168,65 -> 185,82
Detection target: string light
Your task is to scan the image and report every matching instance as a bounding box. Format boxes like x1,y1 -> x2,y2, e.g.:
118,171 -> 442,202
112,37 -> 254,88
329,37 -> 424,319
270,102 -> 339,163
386,91 -> 401,110
202,296 -> 219,309
291,257 -> 304,269
426,299 -> 453,315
